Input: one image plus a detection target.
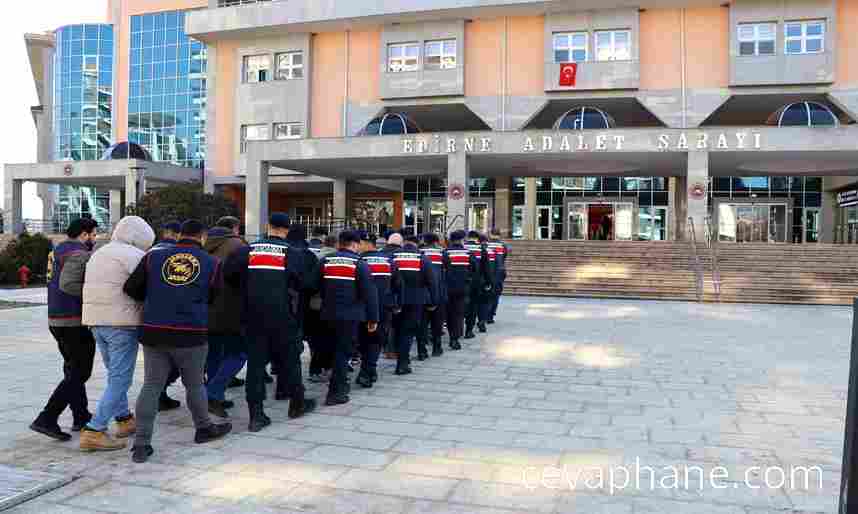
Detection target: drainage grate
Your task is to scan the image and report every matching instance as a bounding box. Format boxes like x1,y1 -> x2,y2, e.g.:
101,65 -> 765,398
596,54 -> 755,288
0,465 -> 72,511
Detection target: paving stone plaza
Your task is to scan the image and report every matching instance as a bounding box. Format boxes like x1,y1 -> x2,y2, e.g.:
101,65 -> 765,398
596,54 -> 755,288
0,294 -> 848,513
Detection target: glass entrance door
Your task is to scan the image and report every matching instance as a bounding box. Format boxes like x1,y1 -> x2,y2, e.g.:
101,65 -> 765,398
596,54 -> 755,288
804,208 -> 820,243
719,203 -> 788,243
568,201 -> 634,241
469,202 -> 490,234
537,206 -> 551,240
568,203 -> 587,240
614,203 -> 634,241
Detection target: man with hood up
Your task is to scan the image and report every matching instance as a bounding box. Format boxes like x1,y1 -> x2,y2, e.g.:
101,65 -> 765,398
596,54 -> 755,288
59,216 -> 155,451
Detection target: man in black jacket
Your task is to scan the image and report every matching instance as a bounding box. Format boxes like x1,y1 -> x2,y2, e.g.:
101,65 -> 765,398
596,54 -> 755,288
124,220 -> 232,463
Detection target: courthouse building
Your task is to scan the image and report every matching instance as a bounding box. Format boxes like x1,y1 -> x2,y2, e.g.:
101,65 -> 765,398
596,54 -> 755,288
8,0 -> 858,243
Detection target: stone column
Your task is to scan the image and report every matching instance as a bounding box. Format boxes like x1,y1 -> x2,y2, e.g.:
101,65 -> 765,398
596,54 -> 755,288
447,152 -> 470,233
4,178 -> 24,234
109,190 -> 123,228
203,45 -> 217,195
494,176 -> 511,237
522,177 -> 537,240
246,161 -> 270,241
124,170 -> 138,211
820,191 -> 837,243
686,152 -> 709,243
333,179 -> 348,220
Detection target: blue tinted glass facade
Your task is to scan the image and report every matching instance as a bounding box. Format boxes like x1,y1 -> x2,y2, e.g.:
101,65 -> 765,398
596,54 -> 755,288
51,24 -> 113,228
128,10 -> 207,168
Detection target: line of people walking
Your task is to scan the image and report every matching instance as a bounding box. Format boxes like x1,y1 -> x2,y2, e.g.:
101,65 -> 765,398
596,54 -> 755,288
28,213 -> 508,464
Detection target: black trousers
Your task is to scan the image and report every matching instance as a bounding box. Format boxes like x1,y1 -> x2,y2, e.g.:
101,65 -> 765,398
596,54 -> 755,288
308,314 -> 334,375
359,318 -> 383,378
39,326 -> 96,424
465,289 -> 482,330
491,273 -> 505,319
446,293 -> 467,341
245,328 -> 304,404
395,305 -> 422,366
329,320 -> 358,397
382,309 -> 396,354
417,303 -> 446,351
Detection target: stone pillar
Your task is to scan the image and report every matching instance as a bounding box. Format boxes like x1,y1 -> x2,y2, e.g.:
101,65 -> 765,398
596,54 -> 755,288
4,178 -> 24,234
686,152 -> 709,243
246,161 -> 270,241
522,177 -> 537,240
203,45 -> 217,195
109,190 -> 123,228
447,152 -> 470,233
821,191 -> 837,243
333,179 -> 348,220
494,176 -> 511,237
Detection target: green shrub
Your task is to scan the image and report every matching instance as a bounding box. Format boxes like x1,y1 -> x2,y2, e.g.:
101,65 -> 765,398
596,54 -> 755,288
0,233 -> 54,284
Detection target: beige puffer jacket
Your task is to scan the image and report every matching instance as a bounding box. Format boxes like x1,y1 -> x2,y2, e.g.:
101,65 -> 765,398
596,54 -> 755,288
82,216 -> 155,327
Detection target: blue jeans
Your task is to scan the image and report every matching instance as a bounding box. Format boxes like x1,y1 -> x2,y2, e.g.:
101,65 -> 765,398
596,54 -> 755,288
87,327 -> 139,431
206,334 -> 247,402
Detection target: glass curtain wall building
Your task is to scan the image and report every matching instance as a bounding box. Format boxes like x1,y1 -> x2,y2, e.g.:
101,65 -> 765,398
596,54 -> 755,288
50,23 -> 114,228
128,10 -> 207,169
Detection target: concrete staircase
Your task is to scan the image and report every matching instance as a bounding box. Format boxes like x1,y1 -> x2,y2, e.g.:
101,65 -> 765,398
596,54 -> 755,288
504,240 -> 858,305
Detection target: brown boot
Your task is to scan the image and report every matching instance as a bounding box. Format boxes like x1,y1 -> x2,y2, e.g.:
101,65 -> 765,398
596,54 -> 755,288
115,414 -> 136,439
80,428 -> 127,451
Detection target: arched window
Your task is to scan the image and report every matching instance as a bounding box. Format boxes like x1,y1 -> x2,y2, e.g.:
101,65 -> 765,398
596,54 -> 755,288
101,142 -> 152,161
359,113 -> 421,135
554,107 -> 616,130
768,101 -> 838,127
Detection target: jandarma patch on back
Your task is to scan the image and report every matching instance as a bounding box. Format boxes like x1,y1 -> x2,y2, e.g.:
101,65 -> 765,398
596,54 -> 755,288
162,253 -> 201,286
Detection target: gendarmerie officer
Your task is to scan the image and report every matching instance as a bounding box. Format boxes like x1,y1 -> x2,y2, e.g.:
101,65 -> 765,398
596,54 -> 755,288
319,230 -> 379,405
479,233 -> 497,332
464,231 -> 492,339
391,232 -> 437,375
224,213 -> 318,432
357,233 -> 400,387
486,229 -> 509,324
417,232 -> 446,359
444,230 -> 476,350
123,220 -> 232,463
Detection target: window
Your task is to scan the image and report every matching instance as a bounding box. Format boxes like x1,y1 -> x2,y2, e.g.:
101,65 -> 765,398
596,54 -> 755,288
424,39 -> 456,70
240,124 -> 270,152
276,51 -> 303,80
274,122 -> 303,139
388,43 -> 419,72
553,32 -> 587,62
595,30 -> 631,61
738,23 -> 776,56
785,20 -> 825,54
243,54 -> 271,83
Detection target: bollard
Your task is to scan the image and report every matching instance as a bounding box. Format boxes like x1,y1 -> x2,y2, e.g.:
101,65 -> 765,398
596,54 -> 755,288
839,298 -> 858,513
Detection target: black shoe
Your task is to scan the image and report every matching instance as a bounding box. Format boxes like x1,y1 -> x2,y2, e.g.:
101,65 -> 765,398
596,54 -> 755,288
289,397 -> 317,419
263,372 -> 274,384
478,322 -> 487,333
275,391 -> 290,401
432,342 -> 443,357
207,399 -> 230,419
159,393 -> 181,412
227,377 -> 245,389
131,445 -> 154,464
464,331 -> 475,339
417,352 -> 429,361
370,370 -> 378,383
487,319 -> 495,325
355,373 -> 373,388
347,363 -> 355,373
72,412 -> 92,432
29,420 -> 71,442
450,339 -> 462,350
325,394 -> 349,406
395,366 -> 413,376
195,422 -> 232,444
248,403 -> 271,433
222,400 -> 235,409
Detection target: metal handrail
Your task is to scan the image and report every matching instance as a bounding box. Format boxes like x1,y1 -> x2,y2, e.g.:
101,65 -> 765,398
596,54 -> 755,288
704,215 -> 722,300
687,216 -> 704,302
445,214 -> 464,233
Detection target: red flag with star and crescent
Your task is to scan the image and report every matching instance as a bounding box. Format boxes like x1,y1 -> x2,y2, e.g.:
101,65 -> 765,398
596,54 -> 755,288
559,62 -> 578,87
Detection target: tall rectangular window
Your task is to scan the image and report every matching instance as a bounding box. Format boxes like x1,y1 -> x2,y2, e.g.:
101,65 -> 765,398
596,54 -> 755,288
276,51 -> 303,80
388,42 -> 419,72
595,30 -> 631,61
553,32 -> 588,63
243,54 -> 271,83
785,20 -> 825,54
424,39 -> 457,70
274,122 -> 303,139
738,23 -> 776,56
241,124 -> 270,152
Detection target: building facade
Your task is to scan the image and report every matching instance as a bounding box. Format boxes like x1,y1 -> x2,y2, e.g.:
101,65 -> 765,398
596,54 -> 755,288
8,0 -> 858,243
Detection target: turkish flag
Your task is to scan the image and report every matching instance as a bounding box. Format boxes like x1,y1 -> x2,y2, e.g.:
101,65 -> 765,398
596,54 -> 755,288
559,62 -> 578,87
